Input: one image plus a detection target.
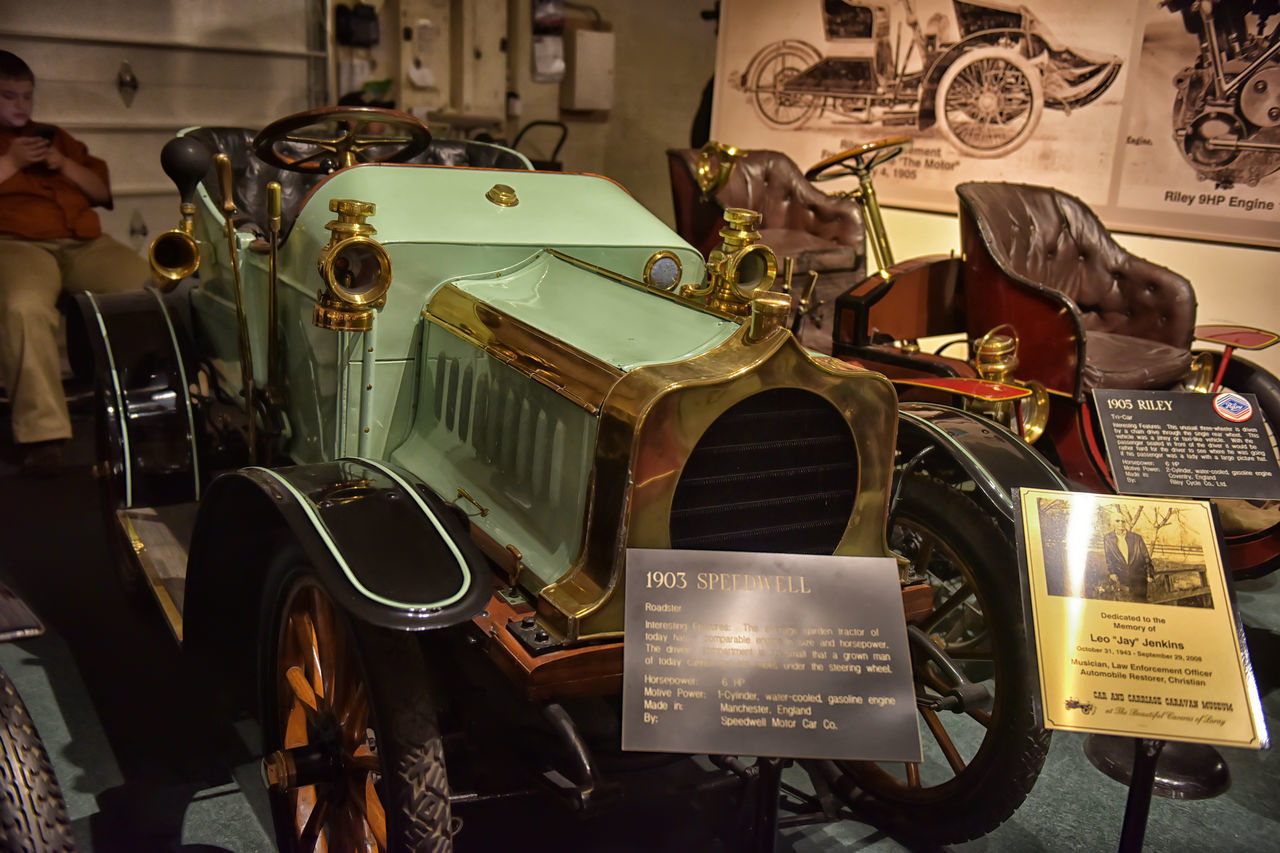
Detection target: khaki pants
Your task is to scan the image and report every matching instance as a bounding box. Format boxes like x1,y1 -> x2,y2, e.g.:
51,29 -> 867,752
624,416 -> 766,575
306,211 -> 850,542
0,235 -> 149,444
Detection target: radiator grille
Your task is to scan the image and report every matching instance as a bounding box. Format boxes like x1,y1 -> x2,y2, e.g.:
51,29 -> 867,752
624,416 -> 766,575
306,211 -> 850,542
431,353 -> 588,509
669,388 -> 857,554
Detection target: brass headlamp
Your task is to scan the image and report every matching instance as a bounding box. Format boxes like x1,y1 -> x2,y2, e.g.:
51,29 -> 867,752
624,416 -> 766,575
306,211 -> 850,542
690,208 -> 778,317
970,324 -> 1050,443
313,198 -> 393,332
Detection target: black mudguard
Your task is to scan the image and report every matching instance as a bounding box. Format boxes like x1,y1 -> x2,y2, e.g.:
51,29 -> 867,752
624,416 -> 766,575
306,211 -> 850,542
181,457 -> 491,707
75,287 -> 201,507
0,583 -> 42,643
898,402 -> 1070,524
1197,351 -> 1280,432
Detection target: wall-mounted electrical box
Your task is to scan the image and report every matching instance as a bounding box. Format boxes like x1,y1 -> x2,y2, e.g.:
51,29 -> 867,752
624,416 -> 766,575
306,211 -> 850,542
560,28 -> 614,111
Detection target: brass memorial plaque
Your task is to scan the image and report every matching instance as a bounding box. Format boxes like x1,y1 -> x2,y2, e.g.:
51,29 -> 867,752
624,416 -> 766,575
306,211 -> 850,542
1017,488 -> 1268,748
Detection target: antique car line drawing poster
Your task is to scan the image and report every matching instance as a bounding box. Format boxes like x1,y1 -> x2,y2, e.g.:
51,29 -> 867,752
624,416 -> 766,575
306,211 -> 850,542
1114,0 -> 1279,247
1016,489 -> 1268,748
711,0 -> 1280,248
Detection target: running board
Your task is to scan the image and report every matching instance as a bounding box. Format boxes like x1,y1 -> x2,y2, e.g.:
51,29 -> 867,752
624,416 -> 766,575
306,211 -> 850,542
117,503 -> 199,643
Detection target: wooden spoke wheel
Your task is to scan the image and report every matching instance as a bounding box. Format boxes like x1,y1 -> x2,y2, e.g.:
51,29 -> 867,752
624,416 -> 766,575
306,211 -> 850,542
262,552 -> 452,852
826,474 -> 1050,843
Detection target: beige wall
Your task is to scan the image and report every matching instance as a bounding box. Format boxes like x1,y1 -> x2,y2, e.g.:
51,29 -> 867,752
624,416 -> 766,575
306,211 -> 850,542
506,0 -> 717,224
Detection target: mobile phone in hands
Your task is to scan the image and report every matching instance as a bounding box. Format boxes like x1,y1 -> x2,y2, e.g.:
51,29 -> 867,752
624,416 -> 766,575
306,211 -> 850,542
28,125 -> 57,142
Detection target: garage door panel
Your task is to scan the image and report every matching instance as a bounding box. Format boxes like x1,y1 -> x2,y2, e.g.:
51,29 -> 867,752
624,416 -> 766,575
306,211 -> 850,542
71,131 -> 179,194
0,39 -> 311,128
0,1 -> 325,247
5,0 -> 312,50
99,196 -> 182,255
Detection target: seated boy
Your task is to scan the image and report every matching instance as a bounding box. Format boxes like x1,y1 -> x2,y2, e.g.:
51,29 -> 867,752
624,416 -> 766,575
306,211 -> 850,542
0,50 -> 148,475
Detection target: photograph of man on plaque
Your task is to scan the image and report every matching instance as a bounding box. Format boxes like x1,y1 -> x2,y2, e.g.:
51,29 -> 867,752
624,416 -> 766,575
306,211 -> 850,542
1037,495 -> 1214,608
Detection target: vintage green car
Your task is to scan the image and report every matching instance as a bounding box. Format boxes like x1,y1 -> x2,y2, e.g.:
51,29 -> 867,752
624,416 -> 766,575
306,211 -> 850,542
79,107 -> 1063,849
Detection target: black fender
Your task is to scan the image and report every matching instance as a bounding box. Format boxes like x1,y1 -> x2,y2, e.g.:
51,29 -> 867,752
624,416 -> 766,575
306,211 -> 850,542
75,287 -> 201,507
182,457 -> 491,708
0,583 -> 42,643
1195,351 -> 1280,433
898,402 -> 1070,524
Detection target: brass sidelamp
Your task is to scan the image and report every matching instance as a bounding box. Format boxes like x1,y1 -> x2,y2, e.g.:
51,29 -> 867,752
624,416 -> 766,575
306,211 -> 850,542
685,208 -> 778,313
969,324 -> 1049,443
313,198 -> 393,332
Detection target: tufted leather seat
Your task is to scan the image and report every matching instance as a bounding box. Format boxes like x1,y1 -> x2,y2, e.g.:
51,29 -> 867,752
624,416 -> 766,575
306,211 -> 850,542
183,127 -> 530,241
667,148 -> 865,277
668,148 -> 866,354
958,182 -> 1196,400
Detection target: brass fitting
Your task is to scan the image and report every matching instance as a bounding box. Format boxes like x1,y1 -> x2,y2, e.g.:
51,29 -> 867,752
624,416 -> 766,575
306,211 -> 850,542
746,293 -> 792,343
972,328 -> 1019,383
325,198 -> 378,240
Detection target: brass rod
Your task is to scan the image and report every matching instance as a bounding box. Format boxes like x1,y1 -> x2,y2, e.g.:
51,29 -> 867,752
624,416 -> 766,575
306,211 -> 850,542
214,153 -> 257,464
857,166 -> 895,272
266,181 -> 283,399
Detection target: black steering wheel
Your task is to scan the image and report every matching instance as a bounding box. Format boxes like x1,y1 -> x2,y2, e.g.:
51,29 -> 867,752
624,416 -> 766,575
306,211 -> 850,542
252,107 -> 432,173
804,136 -> 912,183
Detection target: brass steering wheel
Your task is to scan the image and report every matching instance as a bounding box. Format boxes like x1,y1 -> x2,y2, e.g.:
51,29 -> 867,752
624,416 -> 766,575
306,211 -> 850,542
804,136 -> 912,183
252,106 -> 432,173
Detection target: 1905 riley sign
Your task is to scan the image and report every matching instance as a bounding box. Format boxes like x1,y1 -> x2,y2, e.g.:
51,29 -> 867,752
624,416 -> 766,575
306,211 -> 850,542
1093,389 -> 1280,500
622,549 -> 921,761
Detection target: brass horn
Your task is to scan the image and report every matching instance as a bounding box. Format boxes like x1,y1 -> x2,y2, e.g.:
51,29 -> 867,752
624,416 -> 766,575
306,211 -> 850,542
148,212 -> 200,290
149,134 -> 213,291
969,324 -> 1050,443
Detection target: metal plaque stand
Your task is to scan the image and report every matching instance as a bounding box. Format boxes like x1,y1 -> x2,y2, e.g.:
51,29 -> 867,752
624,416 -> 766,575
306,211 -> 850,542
1082,735 -> 1231,852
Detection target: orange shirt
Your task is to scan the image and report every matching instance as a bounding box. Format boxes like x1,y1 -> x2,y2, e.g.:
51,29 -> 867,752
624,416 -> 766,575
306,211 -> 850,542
0,124 -> 112,240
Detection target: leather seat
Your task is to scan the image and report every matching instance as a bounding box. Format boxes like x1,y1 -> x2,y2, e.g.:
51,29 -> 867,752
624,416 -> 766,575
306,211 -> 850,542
667,148 -> 865,277
184,127 -> 530,241
957,182 -> 1196,400
668,147 -> 866,354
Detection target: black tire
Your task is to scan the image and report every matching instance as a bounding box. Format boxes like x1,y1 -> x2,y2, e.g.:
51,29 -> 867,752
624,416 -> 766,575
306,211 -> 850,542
1197,352 -> 1280,445
0,667 -> 74,852
261,551 -> 452,852
936,46 -> 1044,158
828,473 -> 1049,843
1193,352 -> 1280,578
